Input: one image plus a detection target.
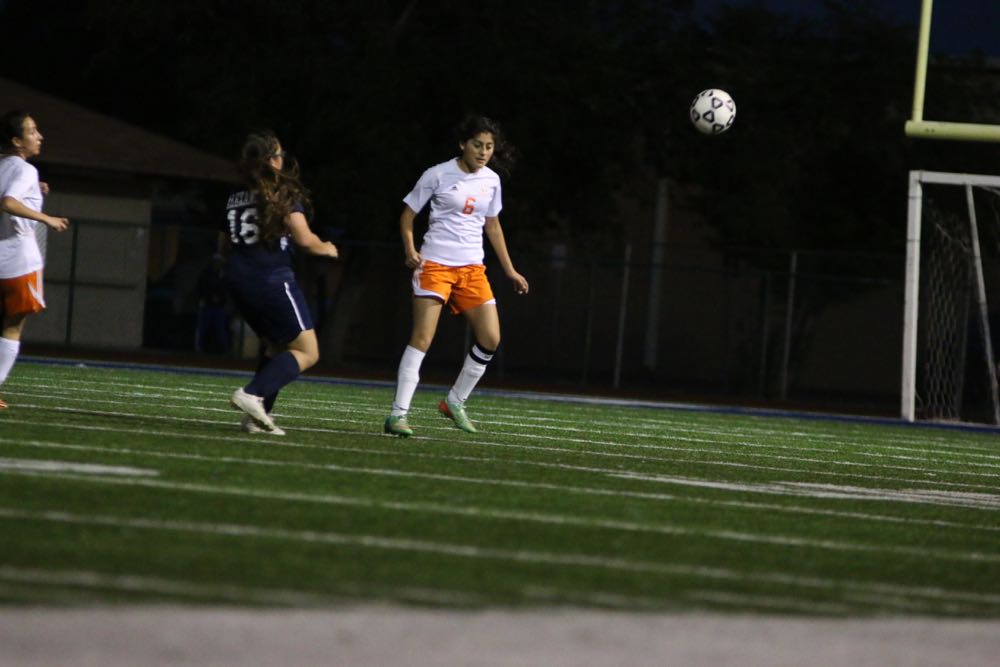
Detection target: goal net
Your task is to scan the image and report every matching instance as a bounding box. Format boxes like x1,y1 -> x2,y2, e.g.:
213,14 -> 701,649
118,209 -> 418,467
902,170 -> 1000,424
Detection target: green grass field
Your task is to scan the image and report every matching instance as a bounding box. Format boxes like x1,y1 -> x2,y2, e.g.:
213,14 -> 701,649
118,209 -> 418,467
1,358 -> 998,616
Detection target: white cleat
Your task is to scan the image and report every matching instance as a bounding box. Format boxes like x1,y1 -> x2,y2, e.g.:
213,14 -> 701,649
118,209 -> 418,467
230,387 -> 277,431
240,415 -> 285,436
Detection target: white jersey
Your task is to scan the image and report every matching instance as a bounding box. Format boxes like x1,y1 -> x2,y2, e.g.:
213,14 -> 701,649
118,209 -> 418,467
0,156 -> 44,279
403,158 -> 502,267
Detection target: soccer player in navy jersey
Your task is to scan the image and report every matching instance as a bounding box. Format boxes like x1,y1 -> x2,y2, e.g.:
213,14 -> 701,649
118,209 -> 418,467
225,131 -> 338,434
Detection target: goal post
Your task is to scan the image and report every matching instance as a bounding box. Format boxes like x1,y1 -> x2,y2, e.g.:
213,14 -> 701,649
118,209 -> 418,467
902,170 -> 1000,424
905,0 -> 1000,142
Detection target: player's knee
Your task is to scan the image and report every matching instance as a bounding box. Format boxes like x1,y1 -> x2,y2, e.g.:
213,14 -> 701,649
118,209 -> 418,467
301,349 -> 320,369
409,334 -> 434,351
477,334 -> 500,352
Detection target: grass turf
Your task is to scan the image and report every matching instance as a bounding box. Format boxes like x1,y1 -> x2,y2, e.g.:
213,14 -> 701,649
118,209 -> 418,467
0,359 -> 998,615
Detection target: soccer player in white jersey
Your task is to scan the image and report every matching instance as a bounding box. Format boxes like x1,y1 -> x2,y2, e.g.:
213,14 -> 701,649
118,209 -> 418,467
0,111 -> 70,409
385,116 -> 529,437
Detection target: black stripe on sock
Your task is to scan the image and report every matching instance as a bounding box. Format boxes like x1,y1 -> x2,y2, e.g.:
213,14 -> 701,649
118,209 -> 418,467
470,343 -> 495,365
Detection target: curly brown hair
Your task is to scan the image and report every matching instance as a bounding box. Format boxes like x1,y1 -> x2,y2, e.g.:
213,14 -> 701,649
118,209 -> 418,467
238,131 -> 312,247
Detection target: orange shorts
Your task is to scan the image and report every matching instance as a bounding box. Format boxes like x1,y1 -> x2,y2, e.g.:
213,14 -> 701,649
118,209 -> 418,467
412,260 -> 495,314
0,270 -> 46,317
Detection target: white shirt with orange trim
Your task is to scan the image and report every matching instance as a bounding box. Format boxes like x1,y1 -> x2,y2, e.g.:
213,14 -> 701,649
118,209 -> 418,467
403,158 -> 502,267
0,156 -> 44,279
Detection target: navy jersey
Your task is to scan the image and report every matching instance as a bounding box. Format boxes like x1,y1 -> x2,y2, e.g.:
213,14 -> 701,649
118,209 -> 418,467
224,189 -> 302,267
223,189 -> 313,344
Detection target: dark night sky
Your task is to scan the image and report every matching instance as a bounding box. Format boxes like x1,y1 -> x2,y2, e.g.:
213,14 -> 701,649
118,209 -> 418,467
696,0 -> 1000,55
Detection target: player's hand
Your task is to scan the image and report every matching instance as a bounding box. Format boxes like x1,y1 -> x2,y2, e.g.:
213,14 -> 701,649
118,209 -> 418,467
508,271 -> 529,295
404,249 -> 421,269
39,182 -> 50,195
323,241 -> 339,259
45,215 -> 69,232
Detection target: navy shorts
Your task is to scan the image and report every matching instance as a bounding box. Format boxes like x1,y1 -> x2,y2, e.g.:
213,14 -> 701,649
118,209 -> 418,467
226,262 -> 313,346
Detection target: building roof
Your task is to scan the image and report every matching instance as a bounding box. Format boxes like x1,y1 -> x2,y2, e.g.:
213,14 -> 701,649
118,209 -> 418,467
0,77 -> 239,183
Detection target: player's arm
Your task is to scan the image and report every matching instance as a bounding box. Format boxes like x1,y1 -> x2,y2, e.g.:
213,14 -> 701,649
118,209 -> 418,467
285,211 -> 338,258
484,216 -> 529,295
400,206 -> 421,269
0,196 -> 69,231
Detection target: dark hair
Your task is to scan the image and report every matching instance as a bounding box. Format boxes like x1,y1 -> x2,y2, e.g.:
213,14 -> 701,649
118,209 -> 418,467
238,130 -> 312,247
454,114 -> 517,175
1,110 -> 32,151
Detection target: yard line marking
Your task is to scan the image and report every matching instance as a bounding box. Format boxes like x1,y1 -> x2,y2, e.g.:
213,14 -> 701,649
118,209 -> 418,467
12,375 -> 1000,460
0,566 -> 487,607
17,362 -> 1000,440
518,585 -> 676,610
839,590 -> 993,615
0,566 -> 327,606
5,467 -> 997,563
16,381 -> 1000,473
0,457 -> 157,477
8,401 -> 1000,489
2,506 -> 998,607
16,392 -> 991,467
4,438 -> 999,548
681,590 -> 855,615
5,414 -> 1000,503
612,474 -> 1000,511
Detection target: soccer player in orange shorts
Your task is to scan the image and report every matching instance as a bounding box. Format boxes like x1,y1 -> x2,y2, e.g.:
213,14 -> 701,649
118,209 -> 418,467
384,116 -> 529,437
0,111 -> 70,408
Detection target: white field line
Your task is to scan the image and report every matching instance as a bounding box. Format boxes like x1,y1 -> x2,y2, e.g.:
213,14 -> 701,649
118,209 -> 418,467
8,395 -> 1000,489
516,585 -> 863,615
839,590 -> 994,615
0,425 -> 1000,532
612,474 -> 1000,512
4,413 -> 1000,509
0,566 -> 486,607
3,444 -> 1000,532
0,419 -> 994,516
25,374 -> 1000,464
2,506 -> 999,609
0,457 -> 157,477
19,375 -> 1000,458
681,590 -> 855,615
0,567 -> 906,614
9,370 -> 1000,460
7,439 -> 1000,554
0,566 -> 327,606
11,374 -> 1000,459
517,585 -> 680,611
4,466 -> 997,564
5,407 -> 1000,499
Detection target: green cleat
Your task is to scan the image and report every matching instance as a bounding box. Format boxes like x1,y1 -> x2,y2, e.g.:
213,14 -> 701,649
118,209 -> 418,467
438,397 -> 477,433
384,414 -> 414,437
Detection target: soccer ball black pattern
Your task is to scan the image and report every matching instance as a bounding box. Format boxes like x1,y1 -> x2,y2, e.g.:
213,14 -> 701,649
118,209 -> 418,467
690,89 -> 736,135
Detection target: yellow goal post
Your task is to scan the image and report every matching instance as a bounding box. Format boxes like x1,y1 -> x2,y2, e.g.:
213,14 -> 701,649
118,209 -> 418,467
905,0 -> 1000,142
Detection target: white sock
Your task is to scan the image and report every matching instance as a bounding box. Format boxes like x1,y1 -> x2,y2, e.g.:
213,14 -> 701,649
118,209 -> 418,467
448,344 -> 495,404
391,345 -> 426,416
0,337 -> 21,386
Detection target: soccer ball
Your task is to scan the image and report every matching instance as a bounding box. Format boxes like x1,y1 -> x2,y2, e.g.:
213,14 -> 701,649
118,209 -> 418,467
690,89 -> 736,135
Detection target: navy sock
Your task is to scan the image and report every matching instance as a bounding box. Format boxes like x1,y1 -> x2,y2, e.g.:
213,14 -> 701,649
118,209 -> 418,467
255,349 -> 279,413
245,351 -> 300,402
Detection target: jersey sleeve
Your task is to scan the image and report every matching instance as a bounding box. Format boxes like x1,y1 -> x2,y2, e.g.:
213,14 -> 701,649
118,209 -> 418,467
0,161 -> 38,202
402,167 -> 438,213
